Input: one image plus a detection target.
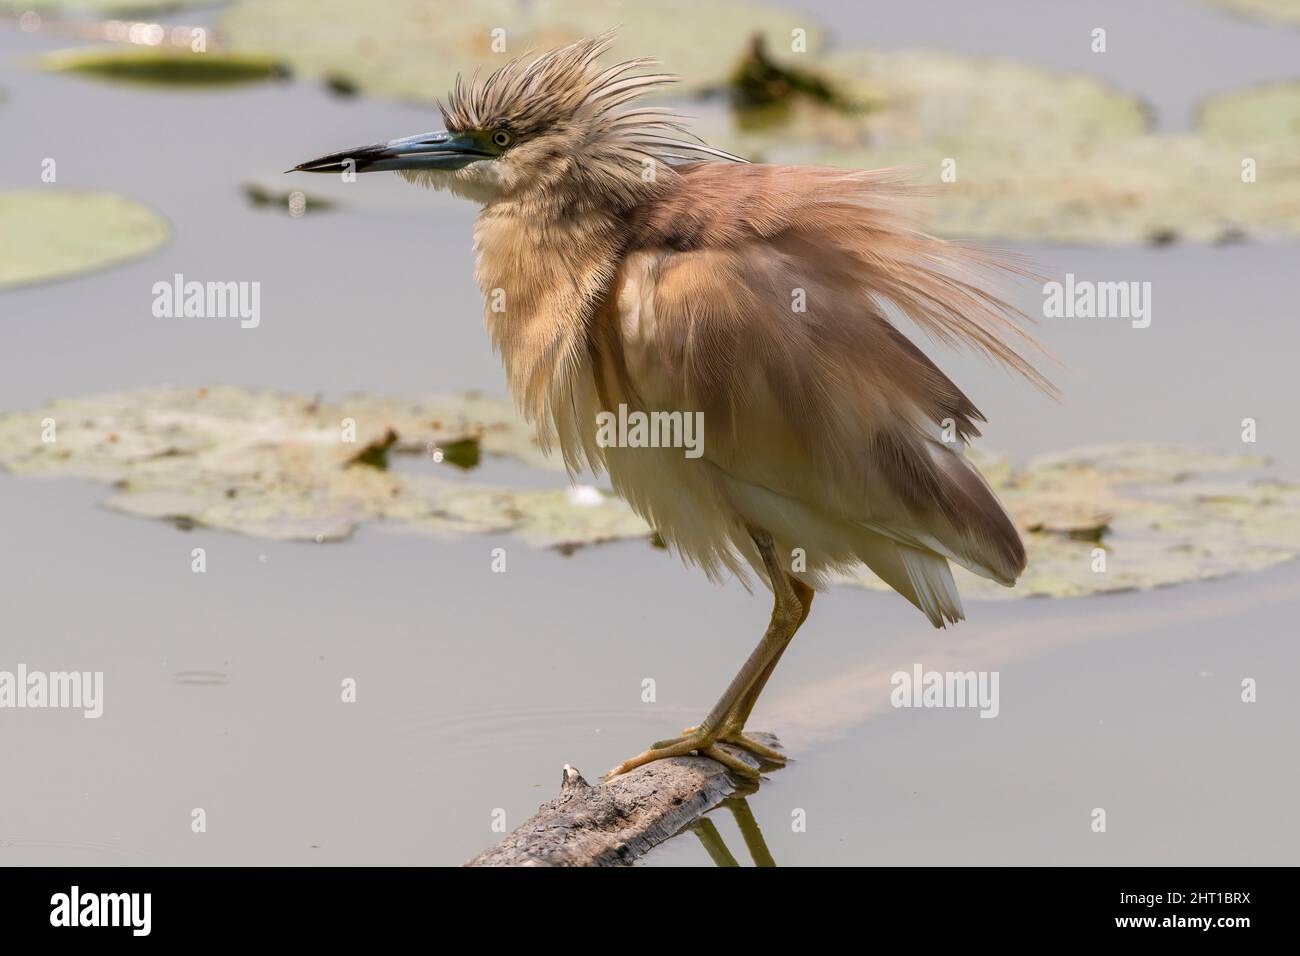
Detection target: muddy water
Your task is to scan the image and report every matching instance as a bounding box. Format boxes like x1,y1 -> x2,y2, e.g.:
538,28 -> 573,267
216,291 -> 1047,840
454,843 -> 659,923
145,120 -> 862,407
1,2 -> 1298,866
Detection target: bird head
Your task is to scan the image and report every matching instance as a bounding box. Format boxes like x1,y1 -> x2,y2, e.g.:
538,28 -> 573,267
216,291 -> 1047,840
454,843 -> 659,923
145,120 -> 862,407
291,31 -> 741,209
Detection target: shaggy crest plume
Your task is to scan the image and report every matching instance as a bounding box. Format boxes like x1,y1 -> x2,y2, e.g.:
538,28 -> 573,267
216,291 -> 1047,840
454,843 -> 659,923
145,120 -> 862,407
440,30 -> 744,168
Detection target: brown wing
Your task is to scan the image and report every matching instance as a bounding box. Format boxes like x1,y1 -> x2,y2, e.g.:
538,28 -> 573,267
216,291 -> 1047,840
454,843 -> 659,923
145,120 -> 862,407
610,163 -> 1053,583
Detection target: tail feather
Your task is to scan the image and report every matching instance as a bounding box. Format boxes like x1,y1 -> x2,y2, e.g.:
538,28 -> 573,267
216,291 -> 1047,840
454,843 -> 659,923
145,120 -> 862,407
858,533 -> 965,628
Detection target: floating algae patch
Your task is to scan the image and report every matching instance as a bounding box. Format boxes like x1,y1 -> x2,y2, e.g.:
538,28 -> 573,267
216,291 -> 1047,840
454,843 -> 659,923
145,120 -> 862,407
217,0 -> 515,105
846,445 -> 1300,600
826,48 -> 1150,149
2,388 -> 1298,595
218,0 -> 821,103
0,189 -> 169,289
40,46 -> 287,88
0,386 -> 645,548
1208,0 -> 1300,26
527,0 -> 821,95
827,134 -> 1300,245
1200,80 -> 1300,147
703,48 -> 1300,244
708,49 -> 1148,165
242,182 -> 336,214
15,0 -> 215,14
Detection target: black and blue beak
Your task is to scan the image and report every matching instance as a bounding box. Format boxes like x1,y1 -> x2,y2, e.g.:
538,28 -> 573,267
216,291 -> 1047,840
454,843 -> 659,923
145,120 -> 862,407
291,129 -> 495,174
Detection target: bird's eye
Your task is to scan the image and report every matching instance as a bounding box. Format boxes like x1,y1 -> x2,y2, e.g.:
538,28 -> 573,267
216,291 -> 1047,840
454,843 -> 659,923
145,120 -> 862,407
491,130 -> 512,148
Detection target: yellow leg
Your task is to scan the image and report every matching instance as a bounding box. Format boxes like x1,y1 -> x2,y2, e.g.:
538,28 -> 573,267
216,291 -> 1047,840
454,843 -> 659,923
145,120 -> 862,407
689,817 -> 740,867
718,579 -> 813,760
674,581 -> 813,764
607,531 -> 813,779
726,796 -> 777,867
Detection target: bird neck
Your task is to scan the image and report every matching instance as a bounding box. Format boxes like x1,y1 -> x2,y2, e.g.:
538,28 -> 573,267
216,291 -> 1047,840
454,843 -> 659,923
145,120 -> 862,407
473,201 -> 630,434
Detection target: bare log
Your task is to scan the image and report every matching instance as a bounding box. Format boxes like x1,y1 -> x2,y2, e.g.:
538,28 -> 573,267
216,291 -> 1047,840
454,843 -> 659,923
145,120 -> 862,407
465,743 -> 768,866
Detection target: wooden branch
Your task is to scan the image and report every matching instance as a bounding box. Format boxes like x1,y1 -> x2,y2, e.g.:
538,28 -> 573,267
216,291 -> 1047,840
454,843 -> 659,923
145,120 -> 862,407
465,743 -> 768,867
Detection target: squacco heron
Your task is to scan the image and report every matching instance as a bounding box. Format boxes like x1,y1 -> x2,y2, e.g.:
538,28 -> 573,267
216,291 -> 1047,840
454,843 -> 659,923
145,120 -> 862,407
294,33 -> 1051,779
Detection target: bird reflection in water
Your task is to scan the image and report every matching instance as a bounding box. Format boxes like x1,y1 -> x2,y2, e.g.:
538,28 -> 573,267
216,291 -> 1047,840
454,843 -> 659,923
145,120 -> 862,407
686,794 -> 778,868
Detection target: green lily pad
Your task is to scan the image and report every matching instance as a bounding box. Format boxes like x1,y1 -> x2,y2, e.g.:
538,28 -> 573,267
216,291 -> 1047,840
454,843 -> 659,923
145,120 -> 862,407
2,387 -> 1297,596
218,0 -> 822,103
0,189 -> 169,289
40,46 -> 287,87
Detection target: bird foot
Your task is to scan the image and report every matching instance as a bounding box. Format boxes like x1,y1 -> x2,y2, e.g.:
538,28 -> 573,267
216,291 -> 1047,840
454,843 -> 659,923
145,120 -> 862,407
678,726 -> 787,764
605,727 -> 787,780
722,731 -> 787,764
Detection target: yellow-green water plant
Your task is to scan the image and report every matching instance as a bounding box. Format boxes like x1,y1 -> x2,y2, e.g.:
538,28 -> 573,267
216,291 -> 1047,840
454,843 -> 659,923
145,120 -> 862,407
39,45 -> 288,87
